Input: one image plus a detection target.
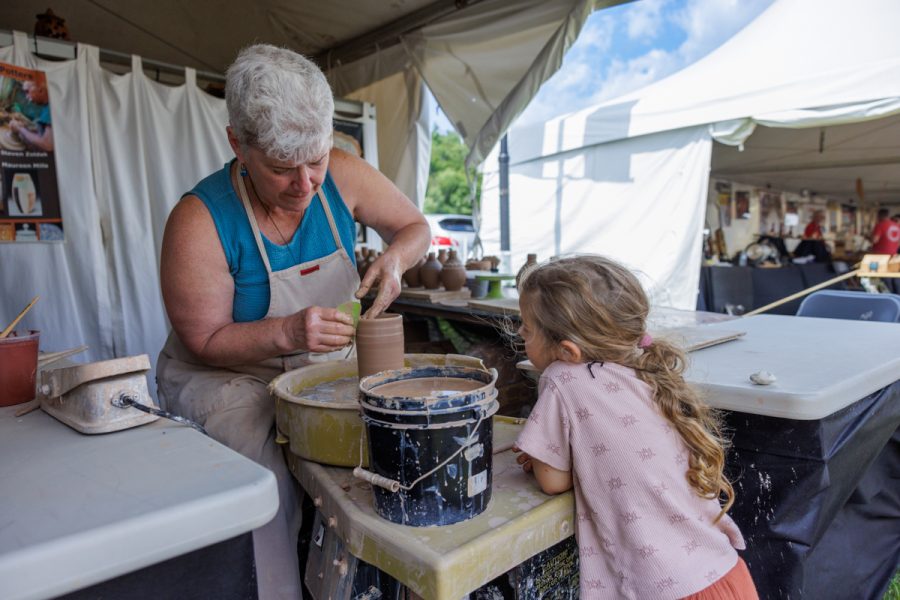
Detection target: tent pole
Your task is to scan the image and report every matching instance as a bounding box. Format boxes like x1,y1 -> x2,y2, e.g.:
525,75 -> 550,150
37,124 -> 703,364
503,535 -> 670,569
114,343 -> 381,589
499,134 -> 510,259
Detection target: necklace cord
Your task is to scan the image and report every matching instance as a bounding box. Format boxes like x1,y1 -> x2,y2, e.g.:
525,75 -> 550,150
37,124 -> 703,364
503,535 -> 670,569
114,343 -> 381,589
242,166 -> 301,265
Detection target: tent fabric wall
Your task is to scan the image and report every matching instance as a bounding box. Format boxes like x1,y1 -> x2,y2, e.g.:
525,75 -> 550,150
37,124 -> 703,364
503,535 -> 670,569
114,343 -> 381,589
340,65 -> 433,209
481,126 -> 712,309
0,33 -> 232,394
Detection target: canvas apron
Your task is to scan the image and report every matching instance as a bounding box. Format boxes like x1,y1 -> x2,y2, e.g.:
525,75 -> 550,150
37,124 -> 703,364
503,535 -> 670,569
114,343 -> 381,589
157,170 -> 359,600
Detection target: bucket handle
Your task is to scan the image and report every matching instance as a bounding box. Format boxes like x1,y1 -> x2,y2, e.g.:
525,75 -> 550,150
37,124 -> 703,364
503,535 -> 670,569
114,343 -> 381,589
352,402 -> 494,494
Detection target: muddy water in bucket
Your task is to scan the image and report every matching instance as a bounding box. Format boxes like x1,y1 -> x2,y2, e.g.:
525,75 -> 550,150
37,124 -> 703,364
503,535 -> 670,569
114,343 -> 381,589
358,366 -> 498,526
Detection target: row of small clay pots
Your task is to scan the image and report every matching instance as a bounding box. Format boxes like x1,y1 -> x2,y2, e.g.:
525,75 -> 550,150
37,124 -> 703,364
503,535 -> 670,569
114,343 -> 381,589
404,249 -> 468,291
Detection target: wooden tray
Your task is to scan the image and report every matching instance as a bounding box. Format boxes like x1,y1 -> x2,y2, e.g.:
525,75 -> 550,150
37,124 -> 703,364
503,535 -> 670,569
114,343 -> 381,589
399,286 -> 471,303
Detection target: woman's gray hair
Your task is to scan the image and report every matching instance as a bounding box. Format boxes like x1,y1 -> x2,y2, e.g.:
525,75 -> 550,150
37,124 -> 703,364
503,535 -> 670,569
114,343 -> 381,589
225,44 -> 334,164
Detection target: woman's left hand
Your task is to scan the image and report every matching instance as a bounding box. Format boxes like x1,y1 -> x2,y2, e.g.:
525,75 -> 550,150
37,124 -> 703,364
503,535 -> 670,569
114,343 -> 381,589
356,251 -> 404,318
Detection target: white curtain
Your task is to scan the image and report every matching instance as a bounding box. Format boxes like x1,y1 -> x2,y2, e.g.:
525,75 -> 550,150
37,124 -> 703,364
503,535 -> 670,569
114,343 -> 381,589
481,126 -> 713,310
0,33 -> 231,397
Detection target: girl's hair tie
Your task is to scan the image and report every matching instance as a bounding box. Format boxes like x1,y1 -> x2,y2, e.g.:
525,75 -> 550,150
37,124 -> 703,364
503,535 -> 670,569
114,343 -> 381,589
639,333 -> 653,349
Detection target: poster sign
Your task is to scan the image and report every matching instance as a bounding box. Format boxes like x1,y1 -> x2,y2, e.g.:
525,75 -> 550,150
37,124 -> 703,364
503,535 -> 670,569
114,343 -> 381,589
0,62 -> 63,242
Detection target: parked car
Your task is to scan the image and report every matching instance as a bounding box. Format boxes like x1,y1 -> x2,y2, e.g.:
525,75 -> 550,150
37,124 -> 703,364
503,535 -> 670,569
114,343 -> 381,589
424,214 -> 476,253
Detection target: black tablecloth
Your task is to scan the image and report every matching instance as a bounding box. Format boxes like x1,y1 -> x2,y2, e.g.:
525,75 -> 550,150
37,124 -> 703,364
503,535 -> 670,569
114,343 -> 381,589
725,382 -> 900,600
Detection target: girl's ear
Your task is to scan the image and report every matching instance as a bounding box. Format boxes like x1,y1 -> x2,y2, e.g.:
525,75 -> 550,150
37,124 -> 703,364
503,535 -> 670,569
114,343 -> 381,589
557,340 -> 583,363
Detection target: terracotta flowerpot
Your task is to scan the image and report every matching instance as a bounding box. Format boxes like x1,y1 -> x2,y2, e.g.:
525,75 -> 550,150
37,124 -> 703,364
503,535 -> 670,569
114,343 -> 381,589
356,313 -> 404,378
420,252 -> 443,289
403,255 -> 427,288
440,250 -> 466,291
0,330 -> 39,407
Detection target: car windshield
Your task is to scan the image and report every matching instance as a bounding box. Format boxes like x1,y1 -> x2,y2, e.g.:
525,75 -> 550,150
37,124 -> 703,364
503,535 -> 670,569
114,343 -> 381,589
439,218 -> 474,232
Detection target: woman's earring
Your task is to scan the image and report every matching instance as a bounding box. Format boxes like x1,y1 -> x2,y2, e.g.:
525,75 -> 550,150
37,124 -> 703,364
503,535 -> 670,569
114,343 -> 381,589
239,163 -> 248,177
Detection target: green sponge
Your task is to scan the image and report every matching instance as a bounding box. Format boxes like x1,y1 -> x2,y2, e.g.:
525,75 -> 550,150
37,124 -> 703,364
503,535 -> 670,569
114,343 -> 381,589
337,300 -> 362,327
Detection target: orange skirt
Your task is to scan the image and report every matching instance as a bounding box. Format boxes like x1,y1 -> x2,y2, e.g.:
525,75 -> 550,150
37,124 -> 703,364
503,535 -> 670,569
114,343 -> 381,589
681,557 -> 759,600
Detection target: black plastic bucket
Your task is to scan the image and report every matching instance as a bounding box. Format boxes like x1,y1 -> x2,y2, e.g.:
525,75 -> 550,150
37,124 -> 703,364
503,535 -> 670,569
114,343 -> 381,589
358,366 -> 498,526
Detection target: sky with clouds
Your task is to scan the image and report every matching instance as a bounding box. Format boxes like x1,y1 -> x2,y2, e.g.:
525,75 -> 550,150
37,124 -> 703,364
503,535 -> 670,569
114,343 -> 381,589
436,0 -> 775,131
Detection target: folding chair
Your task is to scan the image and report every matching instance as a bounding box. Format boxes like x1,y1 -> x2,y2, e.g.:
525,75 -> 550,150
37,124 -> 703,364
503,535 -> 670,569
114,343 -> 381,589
796,290 -> 900,323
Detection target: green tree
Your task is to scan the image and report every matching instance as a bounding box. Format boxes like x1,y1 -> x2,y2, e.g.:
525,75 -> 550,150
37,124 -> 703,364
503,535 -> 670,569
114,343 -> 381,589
424,130 -> 481,214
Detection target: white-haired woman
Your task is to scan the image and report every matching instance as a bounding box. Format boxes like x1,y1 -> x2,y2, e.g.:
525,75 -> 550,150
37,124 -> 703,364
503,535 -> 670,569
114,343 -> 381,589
157,44 -> 430,599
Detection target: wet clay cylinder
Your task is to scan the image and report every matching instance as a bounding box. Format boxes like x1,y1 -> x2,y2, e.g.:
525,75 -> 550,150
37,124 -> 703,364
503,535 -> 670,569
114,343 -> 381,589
356,313 -> 405,378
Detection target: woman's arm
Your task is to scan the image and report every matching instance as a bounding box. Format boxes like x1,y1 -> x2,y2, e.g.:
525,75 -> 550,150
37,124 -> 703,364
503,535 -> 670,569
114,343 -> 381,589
160,195 -> 354,366
330,149 -> 431,317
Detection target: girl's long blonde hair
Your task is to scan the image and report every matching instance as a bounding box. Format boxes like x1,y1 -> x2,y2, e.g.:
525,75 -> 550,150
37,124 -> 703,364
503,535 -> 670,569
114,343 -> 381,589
519,255 -> 734,519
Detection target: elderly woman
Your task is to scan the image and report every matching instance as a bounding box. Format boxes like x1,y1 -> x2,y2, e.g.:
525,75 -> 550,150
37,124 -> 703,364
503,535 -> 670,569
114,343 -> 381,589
157,45 -> 429,599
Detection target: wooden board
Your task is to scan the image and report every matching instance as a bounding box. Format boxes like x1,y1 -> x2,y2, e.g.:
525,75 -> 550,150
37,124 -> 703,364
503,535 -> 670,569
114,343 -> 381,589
516,326 -> 746,379
657,326 -> 746,352
466,297 -> 521,315
399,286 -> 471,303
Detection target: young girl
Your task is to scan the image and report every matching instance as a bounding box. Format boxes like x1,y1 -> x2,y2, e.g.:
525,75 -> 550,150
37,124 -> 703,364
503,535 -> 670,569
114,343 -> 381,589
514,256 -> 758,600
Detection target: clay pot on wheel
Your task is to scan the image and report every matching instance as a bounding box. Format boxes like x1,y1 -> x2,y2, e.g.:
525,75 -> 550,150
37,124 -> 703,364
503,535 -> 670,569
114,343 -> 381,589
403,255 -> 427,288
420,252 -> 443,289
440,250 -> 466,291
356,313 -> 405,378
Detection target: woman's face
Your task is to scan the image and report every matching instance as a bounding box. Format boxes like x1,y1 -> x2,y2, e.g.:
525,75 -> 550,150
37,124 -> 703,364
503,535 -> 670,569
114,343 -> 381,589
234,138 -> 330,211
518,294 -> 557,370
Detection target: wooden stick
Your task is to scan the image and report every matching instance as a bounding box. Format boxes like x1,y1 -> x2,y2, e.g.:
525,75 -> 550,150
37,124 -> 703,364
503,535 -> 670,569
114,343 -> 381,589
742,270 -> 859,317
0,295 -> 39,339
38,345 -> 89,367
14,401 -> 41,418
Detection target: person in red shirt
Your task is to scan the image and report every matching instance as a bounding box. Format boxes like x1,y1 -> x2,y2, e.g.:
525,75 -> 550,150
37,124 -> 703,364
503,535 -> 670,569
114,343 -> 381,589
803,210 -> 825,239
871,208 -> 900,255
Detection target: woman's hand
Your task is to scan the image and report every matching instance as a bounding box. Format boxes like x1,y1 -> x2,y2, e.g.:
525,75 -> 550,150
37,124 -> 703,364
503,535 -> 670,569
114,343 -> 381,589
356,251 -> 404,318
283,306 -> 355,352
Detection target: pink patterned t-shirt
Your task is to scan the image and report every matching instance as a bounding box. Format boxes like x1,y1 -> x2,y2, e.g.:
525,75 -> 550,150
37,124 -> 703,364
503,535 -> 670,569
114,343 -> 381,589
516,360 -> 745,599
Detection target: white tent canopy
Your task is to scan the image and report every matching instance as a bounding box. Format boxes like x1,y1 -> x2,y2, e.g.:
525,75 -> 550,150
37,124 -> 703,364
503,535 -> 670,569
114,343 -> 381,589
481,0 -> 900,309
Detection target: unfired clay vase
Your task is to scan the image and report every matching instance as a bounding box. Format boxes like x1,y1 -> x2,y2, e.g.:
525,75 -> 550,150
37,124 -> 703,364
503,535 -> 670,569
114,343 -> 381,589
437,249 -> 448,265
420,252 -> 443,289
440,250 -> 466,291
356,313 -> 405,378
403,255 -> 427,287
516,253 -> 538,287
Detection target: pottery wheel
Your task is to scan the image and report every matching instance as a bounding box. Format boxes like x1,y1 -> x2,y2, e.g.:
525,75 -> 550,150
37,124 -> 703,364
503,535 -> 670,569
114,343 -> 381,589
0,127 -> 25,151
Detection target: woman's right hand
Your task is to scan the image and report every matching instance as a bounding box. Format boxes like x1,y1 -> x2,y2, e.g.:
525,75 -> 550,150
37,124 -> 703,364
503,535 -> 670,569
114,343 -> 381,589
283,306 -> 355,353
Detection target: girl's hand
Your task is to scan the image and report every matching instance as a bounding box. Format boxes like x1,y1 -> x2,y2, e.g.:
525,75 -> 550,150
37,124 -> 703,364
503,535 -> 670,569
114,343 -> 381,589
513,445 -> 534,473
